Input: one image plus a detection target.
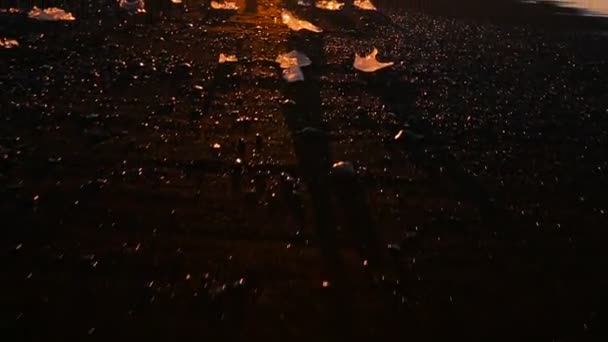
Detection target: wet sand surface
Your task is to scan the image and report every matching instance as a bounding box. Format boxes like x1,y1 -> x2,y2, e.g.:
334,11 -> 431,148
1,1 -> 608,340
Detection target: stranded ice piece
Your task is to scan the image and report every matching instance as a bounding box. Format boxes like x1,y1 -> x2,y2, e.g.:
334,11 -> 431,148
119,0 -> 146,13
28,7 -> 76,21
276,51 -> 312,83
315,1 -> 344,11
354,0 -> 377,11
219,53 -> 238,63
354,48 -> 394,72
210,1 -> 239,10
281,10 -> 323,32
0,38 -> 19,49
275,51 -> 312,69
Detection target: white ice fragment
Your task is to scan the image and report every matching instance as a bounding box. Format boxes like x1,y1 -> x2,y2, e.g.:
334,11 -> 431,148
171,0 -> 183,3
0,38 -> 19,49
353,48 -> 394,72
282,67 -> 305,83
28,7 -> 76,21
354,0 -> 376,11
297,1 -> 312,7
210,1 -> 239,10
219,53 -> 238,63
281,10 -> 323,32
315,0 -> 344,11
297,127 -> 325,136
275,50 -> 312,69
394,129 -> 424,141
332,161 -> 355,175
119,0 -> 146,13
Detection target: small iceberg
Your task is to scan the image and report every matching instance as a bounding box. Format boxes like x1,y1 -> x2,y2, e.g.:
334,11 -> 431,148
353,48 -> 394,72
281,10 -> 323,32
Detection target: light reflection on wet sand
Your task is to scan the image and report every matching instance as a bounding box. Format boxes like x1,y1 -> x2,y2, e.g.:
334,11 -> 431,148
555,0 -> 608,16
372,0 -> 608,17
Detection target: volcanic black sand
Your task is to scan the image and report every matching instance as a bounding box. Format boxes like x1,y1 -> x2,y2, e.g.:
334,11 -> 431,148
1,0 -> 607,340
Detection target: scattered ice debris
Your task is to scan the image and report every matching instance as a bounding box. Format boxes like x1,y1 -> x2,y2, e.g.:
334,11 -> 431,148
353,48 -> 394,72
315,0 -> 344,11
171,0 -> 183,3
219,53 -> 238,63
210,1 -> 239,10
322,280 -> 330,288
276,51 -> 311,83
331,161 -> 355,176
0,38 -> 19,49
119,0 -> 146,13
354,0 -> 377,10
297,1 -> 312,6
281,10 -> 323,32
28,7 -> 76,21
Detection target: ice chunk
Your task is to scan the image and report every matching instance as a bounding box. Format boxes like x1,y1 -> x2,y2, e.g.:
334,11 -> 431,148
315,0 -> 344,10
210,1 -> 239,10
275,51 -> 312,69
353,48 -> 394,72
297,1 -> 312,6
354,0 -> 376,10
0,8 -> 21,14
219,53 -> 238,63
171,0 -> 183,3
282,67 -> 305,83
281,10 -> 323,32
28,7 -> 76,21
331,161 -> 355,175
394,129 -> 424,142
276,51 -> 311,83
119,0 -> 146,13
0,38 -> 19,49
